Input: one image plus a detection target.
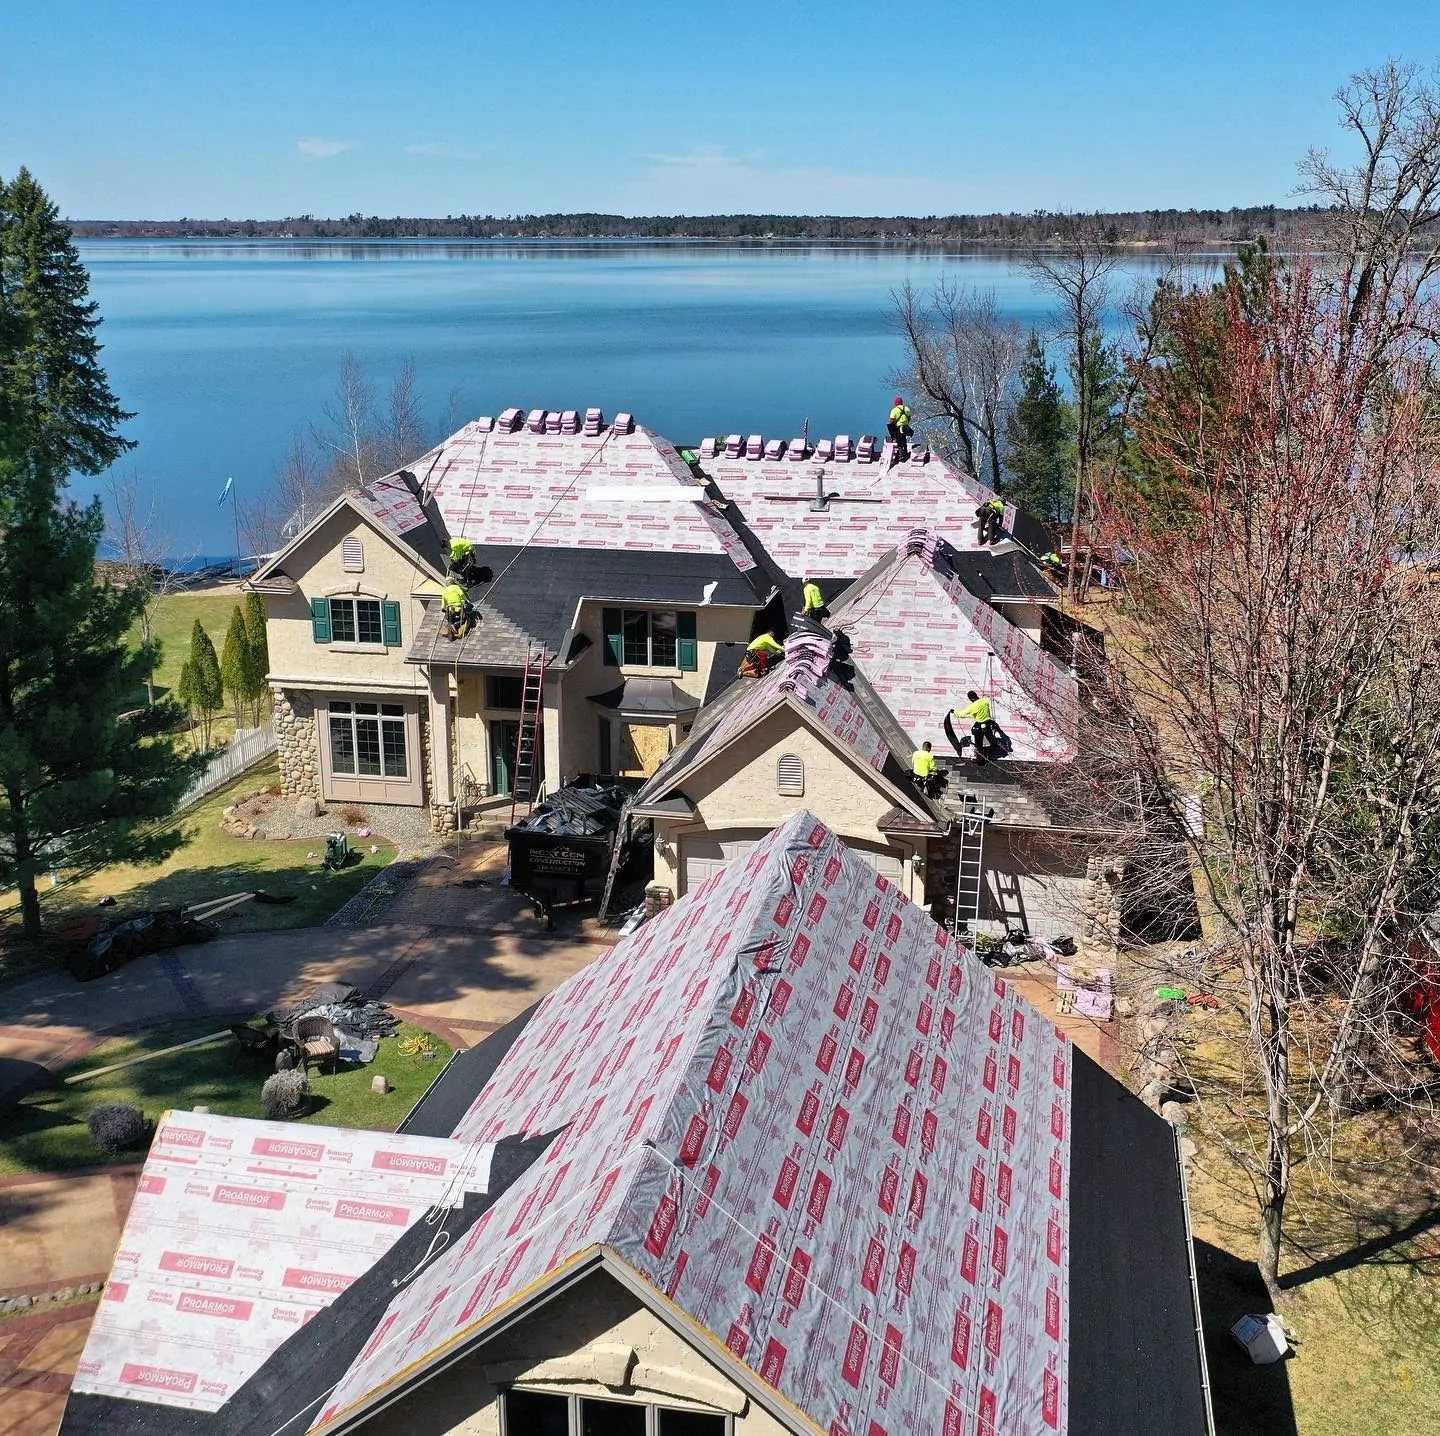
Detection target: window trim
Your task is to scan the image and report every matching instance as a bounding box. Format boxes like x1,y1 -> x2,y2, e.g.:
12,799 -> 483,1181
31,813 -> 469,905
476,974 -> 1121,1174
498,1389 -> 733,1436
315,589 -> 402,649
603,608 -> 698,672
326,698 -> 409,780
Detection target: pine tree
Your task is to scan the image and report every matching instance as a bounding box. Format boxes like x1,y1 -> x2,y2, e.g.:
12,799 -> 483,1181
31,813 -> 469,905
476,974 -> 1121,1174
1002,333 -> 1074,524
221,606 -> 253,731
175,659 -> 197,744
187,620 -> 223,749
0,169 -> 199,938
242,591 -> 270,726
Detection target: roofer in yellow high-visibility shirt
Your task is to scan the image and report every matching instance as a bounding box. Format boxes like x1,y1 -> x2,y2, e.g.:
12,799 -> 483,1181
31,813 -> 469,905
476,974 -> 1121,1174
740,630 -> 784,677
955,690 -> 995,762
801,578 -> 829,624
911,740 -> 946,797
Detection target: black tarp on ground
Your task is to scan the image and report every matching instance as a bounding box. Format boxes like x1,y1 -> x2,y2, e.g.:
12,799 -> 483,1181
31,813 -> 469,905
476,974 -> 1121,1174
1068,1049 -> 1211,1436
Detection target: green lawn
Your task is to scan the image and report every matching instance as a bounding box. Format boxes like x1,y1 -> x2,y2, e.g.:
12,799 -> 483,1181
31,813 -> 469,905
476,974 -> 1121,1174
127,587 -> 254,747
0,757 -> 396,939
0,1018 -> 452,1176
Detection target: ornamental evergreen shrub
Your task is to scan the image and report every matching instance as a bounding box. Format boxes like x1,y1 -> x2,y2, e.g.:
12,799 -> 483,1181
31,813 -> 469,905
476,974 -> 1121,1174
261,1068 -> 311,1119
87,1102 -> 150,1156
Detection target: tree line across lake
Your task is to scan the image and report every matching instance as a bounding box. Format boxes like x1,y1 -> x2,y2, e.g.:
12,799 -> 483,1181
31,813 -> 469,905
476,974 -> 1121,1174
69,206 -> 1325,246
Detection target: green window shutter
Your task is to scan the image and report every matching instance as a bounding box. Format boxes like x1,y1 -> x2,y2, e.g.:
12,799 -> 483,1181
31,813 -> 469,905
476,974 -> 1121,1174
676,611 -> 698,671
381,600 -> 402,646
603,608 -> 623,666
311,596 -> 332,644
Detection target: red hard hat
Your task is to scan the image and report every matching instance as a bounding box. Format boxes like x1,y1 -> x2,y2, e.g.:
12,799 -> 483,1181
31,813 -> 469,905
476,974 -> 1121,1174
894,396 -> 904,404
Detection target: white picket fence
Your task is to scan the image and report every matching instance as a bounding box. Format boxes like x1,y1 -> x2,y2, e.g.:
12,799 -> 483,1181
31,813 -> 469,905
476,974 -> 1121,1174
177,719 -> 278,810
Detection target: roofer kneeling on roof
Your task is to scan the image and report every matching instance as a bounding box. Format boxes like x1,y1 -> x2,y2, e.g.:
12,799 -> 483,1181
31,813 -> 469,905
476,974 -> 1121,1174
976,497 -> 1006,545
912,740 -> 948,798
440,581 -> 476,641
888,395 -> 912,462
739,629 -> 784,678
448,535 -> 480,584
800,577 -> 829,624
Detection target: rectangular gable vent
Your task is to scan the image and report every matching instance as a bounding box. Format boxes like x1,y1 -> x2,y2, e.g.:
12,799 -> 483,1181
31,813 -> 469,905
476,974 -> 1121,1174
341,537 -> 364,573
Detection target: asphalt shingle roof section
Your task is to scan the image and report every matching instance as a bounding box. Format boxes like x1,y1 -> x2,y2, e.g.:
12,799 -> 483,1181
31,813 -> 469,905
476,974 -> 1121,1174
405,545 -> 768,669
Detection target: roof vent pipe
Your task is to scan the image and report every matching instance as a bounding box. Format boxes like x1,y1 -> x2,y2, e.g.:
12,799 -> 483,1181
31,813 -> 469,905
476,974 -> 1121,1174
809,468 -> 829,512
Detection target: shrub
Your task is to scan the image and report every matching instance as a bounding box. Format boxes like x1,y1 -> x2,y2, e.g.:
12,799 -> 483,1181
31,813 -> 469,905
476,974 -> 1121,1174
261,1068 -> 311,1119
338,804 -> 368,826
87,1103 -> 150,1157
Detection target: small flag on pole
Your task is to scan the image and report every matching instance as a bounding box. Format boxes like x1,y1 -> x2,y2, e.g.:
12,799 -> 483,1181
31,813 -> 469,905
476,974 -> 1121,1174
218,476 -> 235,507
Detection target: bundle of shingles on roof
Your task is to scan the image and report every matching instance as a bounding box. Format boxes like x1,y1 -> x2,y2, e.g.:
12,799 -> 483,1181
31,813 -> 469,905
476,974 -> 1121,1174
64,812 -> 1211,1436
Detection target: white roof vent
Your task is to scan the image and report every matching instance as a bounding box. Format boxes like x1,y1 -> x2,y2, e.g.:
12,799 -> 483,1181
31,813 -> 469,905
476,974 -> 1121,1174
777,753 -> 805,797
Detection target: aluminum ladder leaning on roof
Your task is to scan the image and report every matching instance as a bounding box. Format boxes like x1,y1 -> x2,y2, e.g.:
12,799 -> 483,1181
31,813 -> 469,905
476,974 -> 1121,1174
508,646 -> 548,827
951,792 -> 990,936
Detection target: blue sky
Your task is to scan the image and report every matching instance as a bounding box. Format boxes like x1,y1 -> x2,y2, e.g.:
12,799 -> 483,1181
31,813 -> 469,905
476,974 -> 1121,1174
4,1 -> 1438,218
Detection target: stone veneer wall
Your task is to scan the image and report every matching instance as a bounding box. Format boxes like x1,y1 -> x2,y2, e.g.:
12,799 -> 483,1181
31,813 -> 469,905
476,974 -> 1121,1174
420,706 -> 455,837
274,687 -> 320,799
1077,855 -> 1127,964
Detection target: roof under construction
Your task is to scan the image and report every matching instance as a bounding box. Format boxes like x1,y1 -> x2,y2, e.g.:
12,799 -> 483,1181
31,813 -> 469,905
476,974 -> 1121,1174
63,813 -> 1210,1436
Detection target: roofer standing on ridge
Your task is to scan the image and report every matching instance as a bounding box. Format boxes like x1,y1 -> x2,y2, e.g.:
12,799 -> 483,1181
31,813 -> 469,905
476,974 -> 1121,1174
801,577 -> 829,624
888,395 -> 913,462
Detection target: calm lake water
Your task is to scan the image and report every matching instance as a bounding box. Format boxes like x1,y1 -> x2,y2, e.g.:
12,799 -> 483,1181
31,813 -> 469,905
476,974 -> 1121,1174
75,240 -> 1212,552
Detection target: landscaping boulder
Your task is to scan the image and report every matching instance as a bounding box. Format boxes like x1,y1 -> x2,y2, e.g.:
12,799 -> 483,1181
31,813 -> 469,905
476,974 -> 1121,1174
296,795 -> 319,819
261,1068 -> 311,1119
87,1102 -> 151,1157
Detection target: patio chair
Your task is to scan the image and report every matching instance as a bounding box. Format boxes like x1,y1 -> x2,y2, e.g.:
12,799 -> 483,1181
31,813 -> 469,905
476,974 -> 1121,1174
229,1023 -> 276,1072
293,1014 -> 341,1074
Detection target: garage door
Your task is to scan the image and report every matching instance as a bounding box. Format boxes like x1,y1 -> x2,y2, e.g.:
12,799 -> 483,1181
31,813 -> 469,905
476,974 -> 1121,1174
681,831 -> 908,895
847,844 -> 907,888
680,831 -> 767,894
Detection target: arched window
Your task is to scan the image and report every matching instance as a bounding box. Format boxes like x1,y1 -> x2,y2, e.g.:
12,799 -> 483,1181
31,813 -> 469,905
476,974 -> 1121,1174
777,753 -> 805,797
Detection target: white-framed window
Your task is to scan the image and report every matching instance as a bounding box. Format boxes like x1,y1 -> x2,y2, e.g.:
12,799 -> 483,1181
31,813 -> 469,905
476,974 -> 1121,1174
623,609 -> 678,667
341,537 -> 365,572
777,753 -> 804,797
328,700 -> 408,779
330,597 -> 383,645
499,1390 -> 730,1435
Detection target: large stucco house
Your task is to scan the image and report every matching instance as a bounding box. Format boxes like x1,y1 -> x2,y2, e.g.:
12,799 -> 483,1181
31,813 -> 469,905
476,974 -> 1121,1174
245,407 -> 1025,836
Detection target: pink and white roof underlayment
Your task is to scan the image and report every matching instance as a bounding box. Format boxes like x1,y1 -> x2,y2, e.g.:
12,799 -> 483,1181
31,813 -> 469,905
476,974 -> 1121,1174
313,811 -> 1071,1434
832,531 -> 1080,760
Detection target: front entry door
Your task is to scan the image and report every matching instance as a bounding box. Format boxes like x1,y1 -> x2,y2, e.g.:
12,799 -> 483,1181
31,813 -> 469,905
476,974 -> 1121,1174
490,720 -> 520,796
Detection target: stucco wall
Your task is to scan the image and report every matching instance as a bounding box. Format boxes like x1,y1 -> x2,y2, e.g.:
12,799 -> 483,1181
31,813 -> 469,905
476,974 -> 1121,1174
980,829 -> 1093,940
650,708 -> 927,903
554,601 -> 755,784
364,1269 -> 792,1435
263,508 -> 434,695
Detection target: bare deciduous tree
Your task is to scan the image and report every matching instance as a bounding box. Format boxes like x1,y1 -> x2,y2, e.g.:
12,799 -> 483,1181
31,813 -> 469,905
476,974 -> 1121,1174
1023,231 -> 1121,594
889,280 -> 1024,490
103,469 -> 190,705
1090,248 -> 1440,1300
